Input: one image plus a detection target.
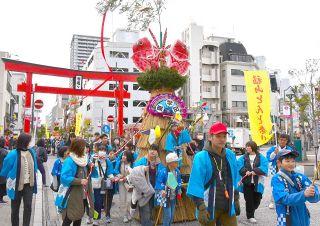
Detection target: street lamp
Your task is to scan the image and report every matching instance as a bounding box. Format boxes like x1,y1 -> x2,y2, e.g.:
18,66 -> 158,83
286,87 -> 294,141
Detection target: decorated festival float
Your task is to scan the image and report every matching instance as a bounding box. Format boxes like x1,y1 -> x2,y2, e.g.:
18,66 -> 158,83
132,30 -> 196,222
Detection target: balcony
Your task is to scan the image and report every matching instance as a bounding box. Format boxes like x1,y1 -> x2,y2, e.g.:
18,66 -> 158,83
202,52 -> 219,65
202,69 -> 219,82
202,86 -> 219,99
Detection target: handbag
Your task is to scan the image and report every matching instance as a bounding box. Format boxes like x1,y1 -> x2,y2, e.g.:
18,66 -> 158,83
98,160 -> 113,190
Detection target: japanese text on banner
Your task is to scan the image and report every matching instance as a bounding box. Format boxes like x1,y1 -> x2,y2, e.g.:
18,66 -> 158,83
75,112 -> 82,136
244,70 -> 273,146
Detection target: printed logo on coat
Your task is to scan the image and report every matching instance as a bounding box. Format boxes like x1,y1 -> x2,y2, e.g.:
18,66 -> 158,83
6,178 -> 16,190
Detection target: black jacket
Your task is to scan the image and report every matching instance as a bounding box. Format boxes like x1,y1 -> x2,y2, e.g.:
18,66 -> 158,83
0,148 -> 8,184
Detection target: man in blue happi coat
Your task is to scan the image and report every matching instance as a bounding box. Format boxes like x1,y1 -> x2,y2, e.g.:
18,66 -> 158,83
164,121 -> 191,168
187,122 -> 239,226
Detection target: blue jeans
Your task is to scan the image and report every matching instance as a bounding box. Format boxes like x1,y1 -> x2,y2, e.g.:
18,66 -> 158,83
93,189 -> 103,219
139,197 -> 154,226
162,199 -> 176,226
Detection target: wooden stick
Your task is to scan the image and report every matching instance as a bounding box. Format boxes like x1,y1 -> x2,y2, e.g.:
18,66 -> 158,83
312,161 -> 320,185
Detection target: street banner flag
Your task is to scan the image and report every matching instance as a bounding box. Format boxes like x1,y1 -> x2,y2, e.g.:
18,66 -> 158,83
75,113 -> 82,136
244,70 -> 273,146
45,123 -> 50,139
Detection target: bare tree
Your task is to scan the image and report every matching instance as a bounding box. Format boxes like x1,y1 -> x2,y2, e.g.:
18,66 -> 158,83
96,0 -> 167,32
289,59 -> 320,162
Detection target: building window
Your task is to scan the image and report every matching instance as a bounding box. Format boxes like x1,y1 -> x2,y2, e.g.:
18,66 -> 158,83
87,104 -> 91,111
205,87 -> 211,92
109,100 -> 116,107
222,86 -> 226,93
124,84 -> 128,91
123,118 -> 128,124
133,68 -> 139,72
132,117 -> 140,123
133,100 -> 147,107
223,101 -> 226,108
109,51 -> 129,58
123,101 -> 128,107
231,69 -> 244,76
232,85 -> 246,92
110,67 -> 129,72
208,46 -> 215,52
133,83 -> 145,91
109,83 -> 117,90
232,101 -> 247,108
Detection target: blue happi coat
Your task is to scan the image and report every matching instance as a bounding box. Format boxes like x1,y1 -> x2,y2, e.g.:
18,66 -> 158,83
237,153 -> 268,194
133,156 -> 165,172
55,156 -> 85,209
0,149 -> 38,200
155,167 -> 182,207
266,145 -> 292,175
164,129 -> 192,152
51,158 -> 63,176
271,170 -> 320,226
187,147 -> 239,220
165,129 -> 191,167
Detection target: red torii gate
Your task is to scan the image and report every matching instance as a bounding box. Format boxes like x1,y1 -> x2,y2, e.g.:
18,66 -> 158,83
2,58 -> 138,136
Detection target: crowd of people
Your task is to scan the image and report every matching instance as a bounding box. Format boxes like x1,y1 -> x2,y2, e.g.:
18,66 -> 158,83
0,121 -> 319,226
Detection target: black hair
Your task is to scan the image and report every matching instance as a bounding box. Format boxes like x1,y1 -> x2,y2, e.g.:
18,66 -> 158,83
69,133 -> 76,138
16,133 -> 32,150
37,138 -> 45,147
94,132 -> 100,136
125,142 -> 134,150
245,141 -> 258,153
98,144 -> 106,151
100,134 -> 108,139
123,150 -> 134,166
278,153 -> 296,162
0,137 -> 5,148
149,144 -> 159,152
58,146 -> 69,158
279,133 -> 289,140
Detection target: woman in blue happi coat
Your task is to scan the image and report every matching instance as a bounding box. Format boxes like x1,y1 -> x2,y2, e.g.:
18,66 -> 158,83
0,133 -> 38,226
237,141 -> 268,223
187,122 -> 239,226
272,149 -> 320,226
164,121 -> 191,168
55,138 -> 94,226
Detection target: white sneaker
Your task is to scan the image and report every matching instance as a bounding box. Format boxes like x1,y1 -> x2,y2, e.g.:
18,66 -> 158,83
86,217 -> 93,224
92,219 -> 99,226
268,203 -> 274,209
123,216 -> 129,223
248,218 -> 257,223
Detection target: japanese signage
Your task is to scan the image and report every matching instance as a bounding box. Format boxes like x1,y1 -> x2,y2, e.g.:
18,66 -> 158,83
75,112 -> 82,136
244,70 -> 273,146
73,75 -> 83,90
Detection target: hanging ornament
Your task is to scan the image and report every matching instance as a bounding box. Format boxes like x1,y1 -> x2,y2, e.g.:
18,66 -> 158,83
155,125 -> 161,138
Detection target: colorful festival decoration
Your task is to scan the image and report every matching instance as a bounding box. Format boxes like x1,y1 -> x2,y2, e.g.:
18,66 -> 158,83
244,70 -> 273,146
132,29 -> 190,75
146,93 -> 188,118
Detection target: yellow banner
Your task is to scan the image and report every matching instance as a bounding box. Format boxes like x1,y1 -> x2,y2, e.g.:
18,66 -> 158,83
75,112 -> 82,136
45,123 -> 50,139
244,70 -> 273,146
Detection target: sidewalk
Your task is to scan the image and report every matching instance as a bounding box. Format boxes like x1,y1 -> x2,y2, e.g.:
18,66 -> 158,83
0,172 -> 43,225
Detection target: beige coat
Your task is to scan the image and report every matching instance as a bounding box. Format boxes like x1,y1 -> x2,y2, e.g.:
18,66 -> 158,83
62,165 -> 94,221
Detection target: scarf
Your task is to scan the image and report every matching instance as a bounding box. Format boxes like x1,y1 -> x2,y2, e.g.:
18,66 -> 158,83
69,152 -> 87,167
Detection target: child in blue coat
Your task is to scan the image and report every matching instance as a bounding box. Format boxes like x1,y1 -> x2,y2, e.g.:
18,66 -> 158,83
155,152 -> 182,226
271,149 -> 320,226
50,146 -> 69,192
